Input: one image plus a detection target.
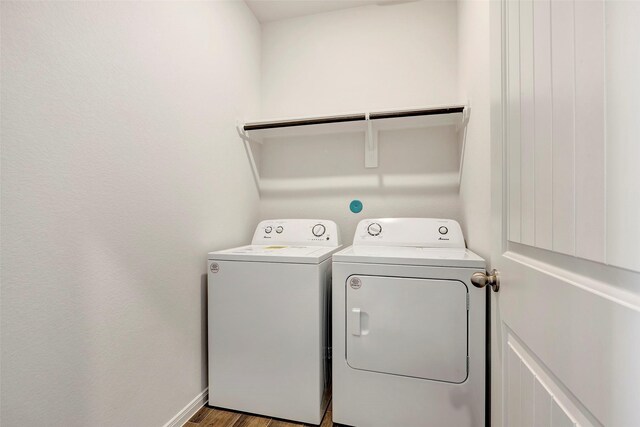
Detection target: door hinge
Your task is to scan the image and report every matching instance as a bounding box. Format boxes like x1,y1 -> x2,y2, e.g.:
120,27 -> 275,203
466,293 -> 470,311
327,346 -> 332,360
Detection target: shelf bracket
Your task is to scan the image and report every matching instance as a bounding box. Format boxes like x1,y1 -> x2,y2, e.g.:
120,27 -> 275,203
236,119 -> 262,194
456,103 -> 471,189
456,104 -> 471,132
236,121 -> 263,145
365,113 -> 378,168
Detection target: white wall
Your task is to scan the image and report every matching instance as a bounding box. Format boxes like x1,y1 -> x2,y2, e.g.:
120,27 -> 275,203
258,1 -> 462,241
457,0 -> 492,262
0,2 -> 260,426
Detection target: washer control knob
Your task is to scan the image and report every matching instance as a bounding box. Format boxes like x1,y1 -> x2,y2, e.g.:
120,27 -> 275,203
265,226 -> 273,234
367,222 -> 382,236
312,224 -> 326,237
275,226 -> 284,234
438,226 -> 448,235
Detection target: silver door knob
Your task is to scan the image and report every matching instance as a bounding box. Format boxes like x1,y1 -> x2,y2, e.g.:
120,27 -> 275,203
471,269 -> 500,292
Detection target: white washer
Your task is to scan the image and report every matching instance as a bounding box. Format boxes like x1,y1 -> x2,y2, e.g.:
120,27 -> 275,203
332,218 -> 486,427
207,219 -> 341,425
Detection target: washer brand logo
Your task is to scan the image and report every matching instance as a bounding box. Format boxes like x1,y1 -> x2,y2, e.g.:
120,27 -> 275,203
210,263 -> 220,273
350,277 -> 362,289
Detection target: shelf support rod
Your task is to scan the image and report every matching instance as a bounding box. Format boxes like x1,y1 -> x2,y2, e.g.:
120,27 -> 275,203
364,113 -> 378,168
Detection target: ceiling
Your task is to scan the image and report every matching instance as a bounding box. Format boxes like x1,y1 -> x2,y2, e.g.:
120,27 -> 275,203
245,0 -> 404,23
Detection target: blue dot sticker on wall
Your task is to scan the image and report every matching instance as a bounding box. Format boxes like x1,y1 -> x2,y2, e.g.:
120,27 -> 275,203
350,199 -> 363,214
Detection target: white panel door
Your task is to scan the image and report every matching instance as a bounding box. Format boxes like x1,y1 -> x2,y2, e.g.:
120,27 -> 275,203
346,275 -> 468,383
491,1 -> 640,426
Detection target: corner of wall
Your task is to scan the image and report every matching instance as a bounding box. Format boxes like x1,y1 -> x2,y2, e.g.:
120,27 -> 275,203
457,0 -> 492,263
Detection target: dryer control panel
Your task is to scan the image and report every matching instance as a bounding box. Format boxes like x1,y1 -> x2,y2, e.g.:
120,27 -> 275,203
251,219 -> 341,246
353,218 -> 465,248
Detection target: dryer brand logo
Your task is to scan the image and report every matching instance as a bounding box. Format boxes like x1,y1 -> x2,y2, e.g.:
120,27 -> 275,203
210,263 -> 220,274
349,277 -> 362,289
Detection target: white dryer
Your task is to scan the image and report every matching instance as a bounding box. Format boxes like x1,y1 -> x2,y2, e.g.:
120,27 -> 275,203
332,218 -> 486,427
207,219 -> 341,425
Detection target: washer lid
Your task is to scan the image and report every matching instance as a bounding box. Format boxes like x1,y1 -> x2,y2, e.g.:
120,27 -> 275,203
208,244 -> 342,264
332,245 -> 485,268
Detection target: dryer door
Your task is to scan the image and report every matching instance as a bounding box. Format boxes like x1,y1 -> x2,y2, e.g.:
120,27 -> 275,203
346,275 -> 468,383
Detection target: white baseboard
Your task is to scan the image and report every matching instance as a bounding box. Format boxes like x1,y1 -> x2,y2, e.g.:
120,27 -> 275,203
163,388 -> 209,427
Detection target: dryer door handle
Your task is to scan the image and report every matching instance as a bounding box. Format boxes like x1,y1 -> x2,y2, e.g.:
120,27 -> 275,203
350,308 -> 362,336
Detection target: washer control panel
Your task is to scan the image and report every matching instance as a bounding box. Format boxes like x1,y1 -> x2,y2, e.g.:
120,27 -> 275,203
353,218 -> 465,248
252,219 -> 341,246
